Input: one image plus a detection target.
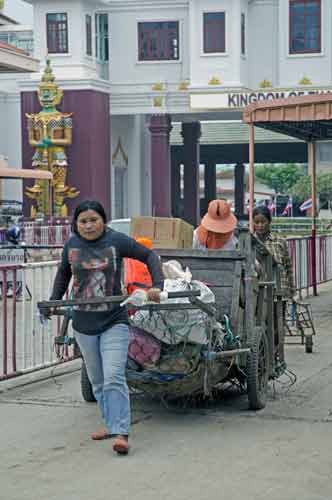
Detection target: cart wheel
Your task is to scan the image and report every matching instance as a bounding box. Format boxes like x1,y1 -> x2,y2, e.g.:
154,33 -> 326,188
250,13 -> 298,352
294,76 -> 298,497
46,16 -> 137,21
305,335 -> 313,354
247,326 -> 270,410
81,360 -> 96,403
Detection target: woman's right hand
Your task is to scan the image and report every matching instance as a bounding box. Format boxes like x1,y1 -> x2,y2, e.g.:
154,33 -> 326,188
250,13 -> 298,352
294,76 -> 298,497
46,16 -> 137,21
147,288 -> 161,303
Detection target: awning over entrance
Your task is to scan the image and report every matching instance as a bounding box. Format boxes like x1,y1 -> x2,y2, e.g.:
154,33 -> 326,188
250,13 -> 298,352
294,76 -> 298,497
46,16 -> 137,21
243,93 -> 332,141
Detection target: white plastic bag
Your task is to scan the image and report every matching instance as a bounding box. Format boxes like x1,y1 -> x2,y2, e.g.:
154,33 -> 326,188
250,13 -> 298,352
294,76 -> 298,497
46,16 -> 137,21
121,289 -> 168,307
162,260 -> 192,282
131,278 -> 215,345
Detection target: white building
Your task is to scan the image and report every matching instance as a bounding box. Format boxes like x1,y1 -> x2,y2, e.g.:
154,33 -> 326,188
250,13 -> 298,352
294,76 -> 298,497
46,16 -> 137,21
0,1 -> 37,204
0,0 -> 33,25
2,0 -> 332,223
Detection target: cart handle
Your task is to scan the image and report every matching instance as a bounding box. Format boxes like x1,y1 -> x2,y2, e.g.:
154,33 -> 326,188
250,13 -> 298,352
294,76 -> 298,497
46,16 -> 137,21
37,290 -> 201,312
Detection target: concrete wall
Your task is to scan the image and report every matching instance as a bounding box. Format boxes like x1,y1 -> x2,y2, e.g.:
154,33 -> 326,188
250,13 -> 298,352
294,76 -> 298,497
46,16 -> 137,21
239,0 -> 249,88
111,114 -> 151,217
278,0 -> 332,87
189,0 -> 242,87
108,3 -> 189,87
0,91 -> 23,202
1,0 -> 33,24
248,0 -> 278,89
32,0 -> 99,79
28,0 -> 332,91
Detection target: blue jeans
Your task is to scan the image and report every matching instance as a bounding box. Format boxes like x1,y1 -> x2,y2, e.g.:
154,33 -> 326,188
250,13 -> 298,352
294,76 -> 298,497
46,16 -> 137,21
75,323 -> 130,436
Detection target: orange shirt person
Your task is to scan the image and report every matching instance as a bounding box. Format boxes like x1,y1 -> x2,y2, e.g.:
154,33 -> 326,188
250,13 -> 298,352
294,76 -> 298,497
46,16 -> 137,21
124,237 -> 153,294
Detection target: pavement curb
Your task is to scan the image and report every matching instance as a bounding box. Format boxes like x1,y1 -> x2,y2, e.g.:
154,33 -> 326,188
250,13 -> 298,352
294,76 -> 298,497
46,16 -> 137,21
0,359 -> 82,394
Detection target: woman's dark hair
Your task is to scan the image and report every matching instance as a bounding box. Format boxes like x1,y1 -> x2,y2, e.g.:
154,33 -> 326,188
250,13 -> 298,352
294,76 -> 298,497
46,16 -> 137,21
252,205 -> 272,223
72,200 -> 107,234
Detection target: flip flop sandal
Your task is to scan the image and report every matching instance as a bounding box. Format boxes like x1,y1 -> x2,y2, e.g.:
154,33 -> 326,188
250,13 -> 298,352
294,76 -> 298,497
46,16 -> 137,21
91,427 -> 112,440
113,435 -> 129,455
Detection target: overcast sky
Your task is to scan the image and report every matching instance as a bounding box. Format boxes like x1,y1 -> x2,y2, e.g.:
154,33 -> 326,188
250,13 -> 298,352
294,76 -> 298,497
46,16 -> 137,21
3,0 -> 33,25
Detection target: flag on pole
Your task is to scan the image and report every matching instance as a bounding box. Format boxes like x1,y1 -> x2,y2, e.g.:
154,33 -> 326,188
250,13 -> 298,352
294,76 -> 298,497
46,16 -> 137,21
282,196 -> 293,216
299,198 -> 313,212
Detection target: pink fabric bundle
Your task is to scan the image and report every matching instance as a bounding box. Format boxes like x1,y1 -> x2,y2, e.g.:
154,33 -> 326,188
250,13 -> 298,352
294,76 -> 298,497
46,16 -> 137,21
128,327 -> 161,367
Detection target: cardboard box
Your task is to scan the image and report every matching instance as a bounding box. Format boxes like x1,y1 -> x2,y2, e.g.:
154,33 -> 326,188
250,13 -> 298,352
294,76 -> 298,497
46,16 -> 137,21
130,216 -> 194,249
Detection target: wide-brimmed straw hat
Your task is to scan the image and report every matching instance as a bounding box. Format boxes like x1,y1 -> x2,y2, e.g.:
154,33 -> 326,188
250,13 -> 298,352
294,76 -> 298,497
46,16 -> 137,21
201,199 -> 237,234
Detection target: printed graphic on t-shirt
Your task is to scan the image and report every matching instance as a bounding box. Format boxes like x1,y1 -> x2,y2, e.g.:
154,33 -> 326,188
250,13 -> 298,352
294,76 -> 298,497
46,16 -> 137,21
68,247 -> 117,310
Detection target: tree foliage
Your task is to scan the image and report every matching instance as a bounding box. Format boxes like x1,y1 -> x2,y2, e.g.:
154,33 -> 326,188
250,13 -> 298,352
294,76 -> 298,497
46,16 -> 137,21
292,173 -> 332,202
255,163 -> 305,194
291,177 -> 310,200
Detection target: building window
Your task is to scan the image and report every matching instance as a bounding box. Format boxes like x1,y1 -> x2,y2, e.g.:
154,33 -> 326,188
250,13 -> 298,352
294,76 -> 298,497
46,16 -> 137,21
138,21 -> 179,61
95,13 -> 109,61
203,12 -> 226,53
241,13 -> 246,55
46,13 -> 68,54
86,14 -> 92,56
289,0 -> 321,54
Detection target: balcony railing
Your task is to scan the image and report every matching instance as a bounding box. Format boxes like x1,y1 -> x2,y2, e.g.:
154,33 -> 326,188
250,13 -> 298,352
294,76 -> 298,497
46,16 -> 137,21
0,32 -> 34,55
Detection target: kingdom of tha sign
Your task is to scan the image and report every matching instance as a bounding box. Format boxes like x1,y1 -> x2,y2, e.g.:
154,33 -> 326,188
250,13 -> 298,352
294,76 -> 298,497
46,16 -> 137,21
227,89 -> 332,108
190,89 -> 332,110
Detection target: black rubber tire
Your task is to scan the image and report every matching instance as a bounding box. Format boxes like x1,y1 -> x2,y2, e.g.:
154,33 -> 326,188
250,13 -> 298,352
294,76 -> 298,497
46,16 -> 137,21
247,327 -> 270,410
81,360 -> 96,403
305,335 -> 313,354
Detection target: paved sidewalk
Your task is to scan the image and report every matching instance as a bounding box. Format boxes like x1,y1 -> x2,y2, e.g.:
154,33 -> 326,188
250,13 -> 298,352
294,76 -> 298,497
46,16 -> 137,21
0,283 -> 331,500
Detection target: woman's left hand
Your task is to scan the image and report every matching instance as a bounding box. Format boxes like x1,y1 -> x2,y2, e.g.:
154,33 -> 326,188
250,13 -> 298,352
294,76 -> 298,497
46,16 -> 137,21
147,288 -> 161,303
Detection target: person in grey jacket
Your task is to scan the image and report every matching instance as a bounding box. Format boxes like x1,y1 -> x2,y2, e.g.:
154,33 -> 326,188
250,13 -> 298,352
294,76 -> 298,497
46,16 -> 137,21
50,200 -> 164,455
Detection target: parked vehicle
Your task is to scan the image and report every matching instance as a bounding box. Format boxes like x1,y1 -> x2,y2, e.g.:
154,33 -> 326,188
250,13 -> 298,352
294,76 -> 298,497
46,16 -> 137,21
107,218 -> 130,235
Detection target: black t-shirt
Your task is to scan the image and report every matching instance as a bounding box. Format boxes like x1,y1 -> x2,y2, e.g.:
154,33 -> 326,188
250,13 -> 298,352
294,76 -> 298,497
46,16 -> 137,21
50,229 -> 164,335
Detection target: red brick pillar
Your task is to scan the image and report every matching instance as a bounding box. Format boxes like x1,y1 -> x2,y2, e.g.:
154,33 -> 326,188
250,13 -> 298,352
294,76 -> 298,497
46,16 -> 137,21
149,114 -> 172,217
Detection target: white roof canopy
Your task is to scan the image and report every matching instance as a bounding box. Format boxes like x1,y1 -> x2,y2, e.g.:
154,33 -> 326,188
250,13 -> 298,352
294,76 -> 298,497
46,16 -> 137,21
0,41 -> 38,73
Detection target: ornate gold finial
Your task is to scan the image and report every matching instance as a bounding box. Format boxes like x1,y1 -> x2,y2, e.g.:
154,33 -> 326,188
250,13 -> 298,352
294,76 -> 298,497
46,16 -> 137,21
153,96 -> 163,107
208,76 -> 221,85
37,59 -> 63,109
112,138 -> 128,166
299,75 -> 312,85
41,58 -> 55,83
259,79 -> 272,89
178,80 -> 190,91
152,82 -> 164,91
